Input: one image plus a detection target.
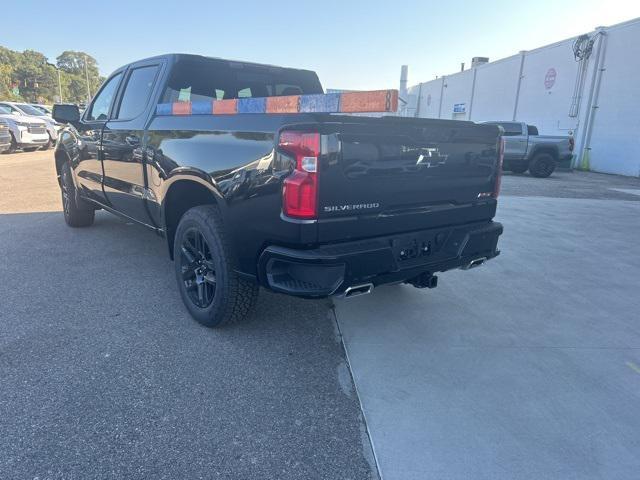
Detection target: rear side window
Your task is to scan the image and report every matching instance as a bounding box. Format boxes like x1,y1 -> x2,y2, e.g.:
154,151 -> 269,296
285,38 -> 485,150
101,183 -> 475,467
161,58 -> 323,103
116,65 -> 159,119
527,124 -> 539,135
503,123 -> 524,136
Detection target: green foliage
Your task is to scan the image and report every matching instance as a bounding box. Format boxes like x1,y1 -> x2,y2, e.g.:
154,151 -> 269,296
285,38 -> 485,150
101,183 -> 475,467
0,45 -> 104,104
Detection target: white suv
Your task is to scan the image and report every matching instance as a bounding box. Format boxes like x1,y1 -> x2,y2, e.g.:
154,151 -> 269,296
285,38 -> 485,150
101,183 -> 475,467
0,102 -> 61,150
0,105 -> 50,153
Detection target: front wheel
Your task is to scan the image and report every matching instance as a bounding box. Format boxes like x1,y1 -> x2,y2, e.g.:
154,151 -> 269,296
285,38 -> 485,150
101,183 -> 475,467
60,162 -> 95,227
6,133 -> 18,154
174,205 -> 258,328
528,153 -> 556,178
40,135 -> 53,150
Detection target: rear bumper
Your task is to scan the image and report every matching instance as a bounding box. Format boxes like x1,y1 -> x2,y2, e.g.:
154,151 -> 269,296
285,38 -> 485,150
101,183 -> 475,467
258,221 -> 503,297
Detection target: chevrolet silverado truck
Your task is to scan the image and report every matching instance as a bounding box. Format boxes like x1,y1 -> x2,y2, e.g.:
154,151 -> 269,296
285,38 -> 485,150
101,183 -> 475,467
52,54 -> 503,328
482,121 -> 574,177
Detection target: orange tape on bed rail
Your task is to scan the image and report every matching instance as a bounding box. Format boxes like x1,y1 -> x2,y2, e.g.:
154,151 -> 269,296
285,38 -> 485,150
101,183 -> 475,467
266,95 -> 300,113
340,90 -> 398,113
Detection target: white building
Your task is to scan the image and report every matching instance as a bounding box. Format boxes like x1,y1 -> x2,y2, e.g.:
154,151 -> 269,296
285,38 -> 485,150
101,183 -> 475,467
401,17 -> 640,177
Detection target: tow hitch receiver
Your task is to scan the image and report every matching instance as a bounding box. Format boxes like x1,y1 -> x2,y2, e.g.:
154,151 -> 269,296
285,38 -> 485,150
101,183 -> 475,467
406,273 -> 438,289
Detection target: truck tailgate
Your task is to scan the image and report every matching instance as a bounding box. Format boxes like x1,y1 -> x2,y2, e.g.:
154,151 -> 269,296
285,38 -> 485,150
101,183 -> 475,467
317,117 -> 501,243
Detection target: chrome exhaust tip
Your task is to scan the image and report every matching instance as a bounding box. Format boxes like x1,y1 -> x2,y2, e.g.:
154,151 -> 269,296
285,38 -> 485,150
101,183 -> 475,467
461,257 -> 487,270
343,283 -> 374,298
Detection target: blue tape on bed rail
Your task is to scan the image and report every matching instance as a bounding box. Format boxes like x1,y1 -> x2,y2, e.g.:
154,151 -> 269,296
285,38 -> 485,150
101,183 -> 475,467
237,97 -> 266,114
191,101 -> 213,115
156,103 -> 172,116
300,93 -> 340,113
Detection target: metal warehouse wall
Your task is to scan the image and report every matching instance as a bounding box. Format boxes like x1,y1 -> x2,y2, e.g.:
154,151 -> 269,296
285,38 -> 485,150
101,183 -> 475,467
403,17 -> 640,177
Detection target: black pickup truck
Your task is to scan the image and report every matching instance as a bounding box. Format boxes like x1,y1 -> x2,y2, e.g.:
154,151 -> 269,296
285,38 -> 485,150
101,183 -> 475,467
52,54 -> 503,328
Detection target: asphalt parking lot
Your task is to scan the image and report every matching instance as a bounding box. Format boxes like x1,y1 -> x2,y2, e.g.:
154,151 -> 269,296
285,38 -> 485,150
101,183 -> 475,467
2,150 -> 640,479
0,150 -> 377,479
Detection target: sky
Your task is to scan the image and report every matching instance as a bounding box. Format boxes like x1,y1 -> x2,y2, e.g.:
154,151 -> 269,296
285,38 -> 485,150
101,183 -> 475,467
3,0 -> 640,90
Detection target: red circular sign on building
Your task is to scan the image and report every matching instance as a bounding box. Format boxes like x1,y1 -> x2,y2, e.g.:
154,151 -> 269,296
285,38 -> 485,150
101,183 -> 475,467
544,68 -> 557,89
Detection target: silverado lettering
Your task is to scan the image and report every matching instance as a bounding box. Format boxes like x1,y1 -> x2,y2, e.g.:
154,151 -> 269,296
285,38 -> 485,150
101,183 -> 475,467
323,203 -> 380,212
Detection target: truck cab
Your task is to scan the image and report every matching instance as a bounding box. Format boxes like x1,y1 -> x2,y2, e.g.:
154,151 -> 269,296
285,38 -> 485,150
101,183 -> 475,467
483,121 -> 574,177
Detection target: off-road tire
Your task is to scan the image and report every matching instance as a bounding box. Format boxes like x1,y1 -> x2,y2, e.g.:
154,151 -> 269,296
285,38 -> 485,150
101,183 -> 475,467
61,162 -> 95,227
528,153 -> 556,178
174,205 -> 259,328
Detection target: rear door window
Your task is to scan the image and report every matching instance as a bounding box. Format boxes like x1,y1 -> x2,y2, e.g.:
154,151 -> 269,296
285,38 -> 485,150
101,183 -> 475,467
116,65 -> 159,120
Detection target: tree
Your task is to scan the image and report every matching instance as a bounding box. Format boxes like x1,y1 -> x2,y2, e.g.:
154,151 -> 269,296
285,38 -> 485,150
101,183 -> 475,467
0,46 -> 105,104
0,64 -> 20,101
56,51 -> 102,102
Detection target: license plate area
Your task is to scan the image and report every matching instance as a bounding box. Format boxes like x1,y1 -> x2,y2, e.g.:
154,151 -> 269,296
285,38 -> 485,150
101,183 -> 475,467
390,228 -> 454,267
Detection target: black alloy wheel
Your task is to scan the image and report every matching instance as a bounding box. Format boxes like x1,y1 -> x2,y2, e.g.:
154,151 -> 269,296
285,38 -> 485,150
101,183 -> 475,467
60,162 -> 95,227
528,153 -> 556,178
173,205 -> 258,328
180,227 -> 217,308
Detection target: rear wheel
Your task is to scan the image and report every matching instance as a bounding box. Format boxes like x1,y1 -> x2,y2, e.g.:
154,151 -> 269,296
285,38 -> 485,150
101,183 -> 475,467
174,205 -> 258,328
528,153 -> 556,178
60,162 -> 95,227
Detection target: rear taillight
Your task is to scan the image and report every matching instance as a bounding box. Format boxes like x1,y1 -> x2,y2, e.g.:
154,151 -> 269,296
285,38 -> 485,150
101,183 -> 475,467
493,137 -> 504,198
279,131 -> 320,219
569,136 -> 575,152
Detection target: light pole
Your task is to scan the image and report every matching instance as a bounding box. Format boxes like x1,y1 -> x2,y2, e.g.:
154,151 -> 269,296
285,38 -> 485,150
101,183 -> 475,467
84,54 -> 91,102
47,62 -> 63,103
57,67 -> 62,102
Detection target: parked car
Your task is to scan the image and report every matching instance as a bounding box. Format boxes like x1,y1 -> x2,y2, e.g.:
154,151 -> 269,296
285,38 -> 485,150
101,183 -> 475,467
0,118 -> 11,153
0,101 -> 62,149
482,121 -> 574,177
30,104 -> 53,116
0,105 -> 49,152
52,53 -> 503,328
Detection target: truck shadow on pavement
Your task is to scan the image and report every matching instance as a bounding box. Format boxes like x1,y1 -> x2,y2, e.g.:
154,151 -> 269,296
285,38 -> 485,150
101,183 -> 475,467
0,211 -> 378,480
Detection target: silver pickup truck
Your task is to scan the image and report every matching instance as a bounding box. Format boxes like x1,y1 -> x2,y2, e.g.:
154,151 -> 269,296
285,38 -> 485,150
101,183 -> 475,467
483,121 -> 574,178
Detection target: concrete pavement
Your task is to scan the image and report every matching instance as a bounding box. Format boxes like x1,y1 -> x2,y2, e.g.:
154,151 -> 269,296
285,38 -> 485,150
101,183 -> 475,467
335,193 -> 640,480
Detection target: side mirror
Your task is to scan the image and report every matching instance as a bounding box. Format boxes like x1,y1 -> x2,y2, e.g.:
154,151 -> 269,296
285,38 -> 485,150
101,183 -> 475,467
52,104 -> 80,125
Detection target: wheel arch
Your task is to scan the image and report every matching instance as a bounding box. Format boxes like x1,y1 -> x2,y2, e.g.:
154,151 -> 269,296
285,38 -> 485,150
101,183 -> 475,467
529,145 -> 559,161
54,148 -> 72,186
161,176 -> 225,260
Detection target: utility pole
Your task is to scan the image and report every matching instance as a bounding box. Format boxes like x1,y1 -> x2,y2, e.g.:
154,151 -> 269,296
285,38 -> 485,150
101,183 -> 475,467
47,62 -> 63,102
57,67 -> 63,102
84,54 -> 91,102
